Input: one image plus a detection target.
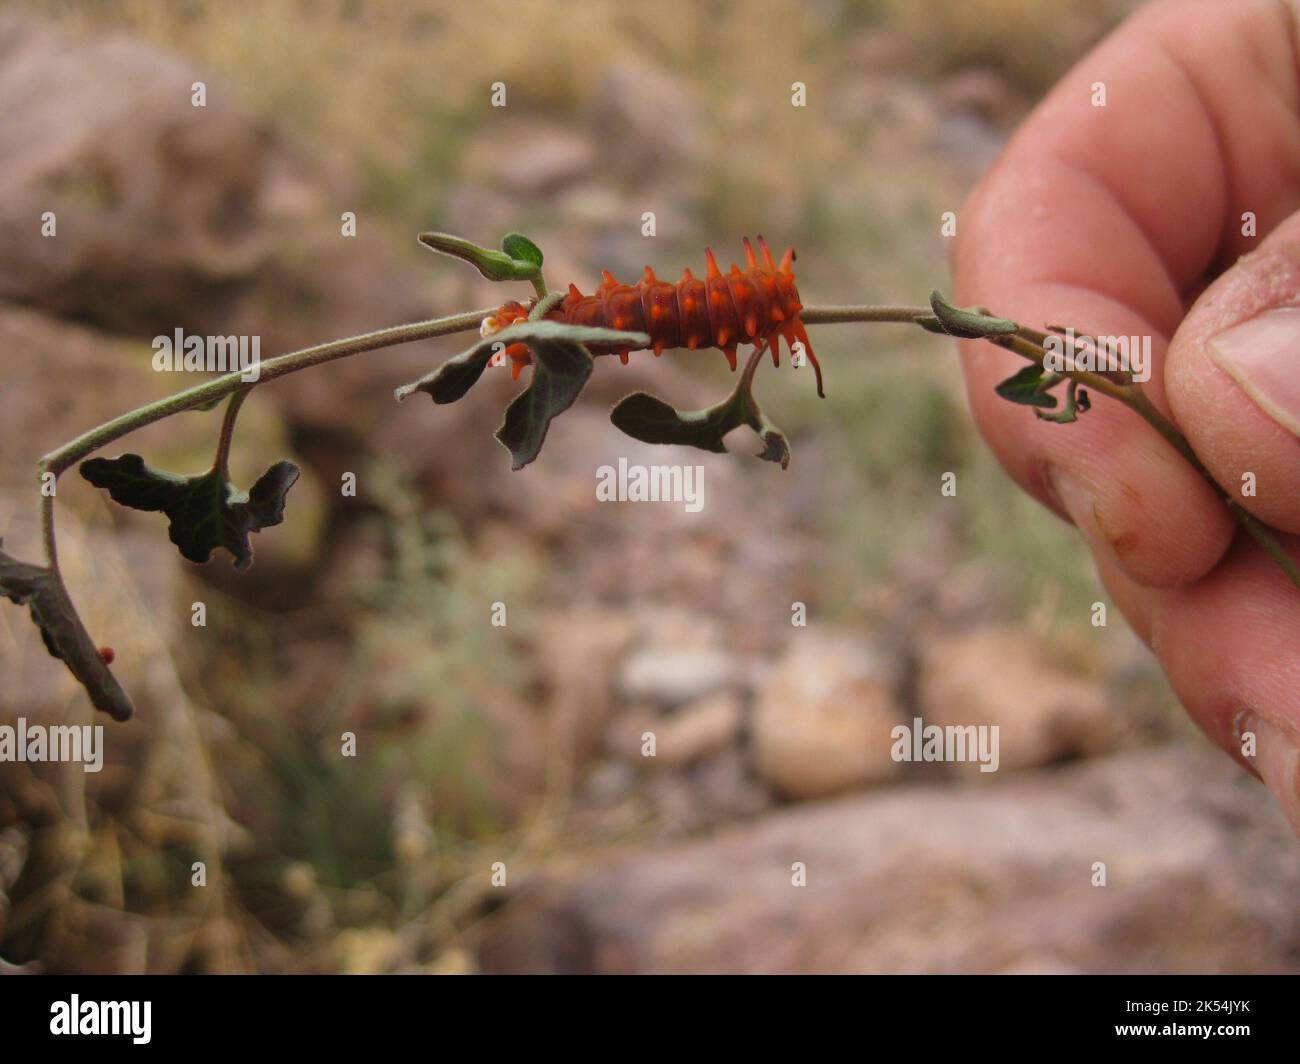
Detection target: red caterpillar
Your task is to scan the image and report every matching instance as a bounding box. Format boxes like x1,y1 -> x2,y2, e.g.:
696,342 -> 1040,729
481,236 -> 823,397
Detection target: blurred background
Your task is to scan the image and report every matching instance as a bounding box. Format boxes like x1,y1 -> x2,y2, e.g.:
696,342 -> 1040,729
1,0 -> 1297,974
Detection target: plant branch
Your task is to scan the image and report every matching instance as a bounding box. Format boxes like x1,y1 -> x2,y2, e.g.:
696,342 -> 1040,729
801,304 -> 931,325
213,388 -> 251,480
12,288 -> 1298,728
40,308 -> 495,478
40,489 -> 57,569
799,303 -> 1300,590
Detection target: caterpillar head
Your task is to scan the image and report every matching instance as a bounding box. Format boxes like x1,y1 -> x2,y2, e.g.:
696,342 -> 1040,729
480,300 -> 532,339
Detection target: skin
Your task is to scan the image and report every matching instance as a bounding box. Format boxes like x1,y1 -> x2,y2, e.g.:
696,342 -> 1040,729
952,0 -> 1300,835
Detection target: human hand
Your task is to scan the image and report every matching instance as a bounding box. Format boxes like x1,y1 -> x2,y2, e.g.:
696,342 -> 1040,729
953,0 -> 1300,833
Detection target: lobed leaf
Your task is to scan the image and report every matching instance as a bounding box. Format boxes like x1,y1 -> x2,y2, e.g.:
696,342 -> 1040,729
610,353 -> 792,469
394,320 -> 647,406
79,454 -> 299,570
609,392 -> 734,454
495,336 -> 595,470
0,540 -> 134,721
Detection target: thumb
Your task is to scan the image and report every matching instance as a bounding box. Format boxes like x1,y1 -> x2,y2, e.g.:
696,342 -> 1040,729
1165,210 -> 1300,533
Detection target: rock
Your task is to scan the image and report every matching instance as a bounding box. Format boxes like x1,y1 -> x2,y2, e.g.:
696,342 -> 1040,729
751,635 -> 903,799
651,691 -> 743,770
916,626 -> 1122,775
617,644 -> 738,710
586,58 -> 703,182
0,14 -> 268,333
476,746 -> 1300,974
461,122 -> 598,198
0,13 -> 425,352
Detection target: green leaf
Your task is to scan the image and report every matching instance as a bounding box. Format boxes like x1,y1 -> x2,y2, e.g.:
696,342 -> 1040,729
418,231 -> 542,282
501,232 -> 543,270
395,320 -> 647,405
928,291 -> 1019,339
396,319 -> 650,470
1035,380 -> 1091,424
79,454 -> 299,570
610,350 -> 792,469
0,540 -> 134,721
608,393 -> 733,454
397,339 -> 497,405
995,364 -> 1058,409
495,337 -> 594,471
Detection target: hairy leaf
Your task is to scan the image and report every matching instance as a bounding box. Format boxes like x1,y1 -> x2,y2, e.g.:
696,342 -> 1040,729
610,355 -> 792,469
609,393 -> 737,454
1035,381 -> 1091,424
418,231 -> 542,282
928,291 -> 1019,339
394,320 -> 647,406
80,454 -> 299,570
496,337 -> 595,470
0,540 -> 134,721
501,232 -> 544,270
995,364 -> 1059,409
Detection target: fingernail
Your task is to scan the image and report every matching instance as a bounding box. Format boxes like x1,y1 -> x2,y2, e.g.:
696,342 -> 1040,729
1207,307 -> 1300,438
1238,711 -> 1300,836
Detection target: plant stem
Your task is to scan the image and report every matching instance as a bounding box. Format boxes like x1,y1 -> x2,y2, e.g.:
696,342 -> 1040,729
801,304 -> 931,325
30,299 -> 1300,596
213,389 -> 251,480
800,303 -> 1300,590
40,308 -> 494,477
40,490 -> 57,569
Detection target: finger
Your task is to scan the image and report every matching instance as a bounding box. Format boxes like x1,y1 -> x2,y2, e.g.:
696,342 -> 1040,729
1072,501 -> 1300,837
953,187 -> 1234,588
1165,209 -> 1300,532
953,0 -> 1300,587
1148,533 -> 1300,835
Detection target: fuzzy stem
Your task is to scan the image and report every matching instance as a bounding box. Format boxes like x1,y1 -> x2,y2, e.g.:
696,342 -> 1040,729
213,389 -> 251,480
800,303 -> 1300,590
40,308 -> 494,478
801,304 -> 931,325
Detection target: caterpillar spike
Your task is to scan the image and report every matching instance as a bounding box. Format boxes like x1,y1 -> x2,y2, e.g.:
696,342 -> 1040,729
481,239 -> 824,397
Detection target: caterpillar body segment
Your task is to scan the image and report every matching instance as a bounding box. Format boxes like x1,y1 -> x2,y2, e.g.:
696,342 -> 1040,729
480,237 -> 823,396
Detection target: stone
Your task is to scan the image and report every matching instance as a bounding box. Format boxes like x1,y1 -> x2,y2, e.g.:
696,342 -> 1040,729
651,691 -> 743,770
916,626 -> 1122,775
751,635 -> 903,799
477,746 -> 1300,974
617,645 -> 737,710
